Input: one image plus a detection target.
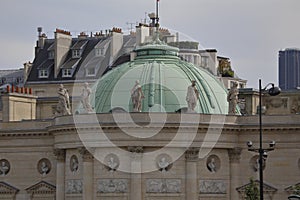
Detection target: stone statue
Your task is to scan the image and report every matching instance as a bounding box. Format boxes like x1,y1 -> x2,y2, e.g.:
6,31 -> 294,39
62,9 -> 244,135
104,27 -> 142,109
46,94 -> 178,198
186,80 -> 199,112
207,158 -> 217,173
227,82 -> 239,115
0,161 -> 9,176
131,80 -> 144,112
41,161 -> 49,175
107,157 -> 118,171
70,156 -> 79,172
56,84 -> 71,115
158,157 -> 170,172
81,82 -> 93,113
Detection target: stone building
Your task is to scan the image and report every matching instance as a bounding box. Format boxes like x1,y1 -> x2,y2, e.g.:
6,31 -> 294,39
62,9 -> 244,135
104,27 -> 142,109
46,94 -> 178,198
0,22 -> 300,200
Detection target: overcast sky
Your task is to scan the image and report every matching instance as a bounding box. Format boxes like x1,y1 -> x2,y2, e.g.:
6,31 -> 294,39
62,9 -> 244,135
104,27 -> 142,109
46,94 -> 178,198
1,0 -> 299,88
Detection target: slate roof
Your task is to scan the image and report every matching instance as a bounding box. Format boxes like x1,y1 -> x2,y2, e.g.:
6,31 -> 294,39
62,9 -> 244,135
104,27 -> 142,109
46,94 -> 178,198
26,36 -> 120,83
0,69 -> 24,87
26,32 -> 140,84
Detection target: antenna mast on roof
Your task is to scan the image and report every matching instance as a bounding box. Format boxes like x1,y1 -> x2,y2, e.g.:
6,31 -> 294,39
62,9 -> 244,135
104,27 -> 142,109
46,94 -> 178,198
156,0 -> 160,31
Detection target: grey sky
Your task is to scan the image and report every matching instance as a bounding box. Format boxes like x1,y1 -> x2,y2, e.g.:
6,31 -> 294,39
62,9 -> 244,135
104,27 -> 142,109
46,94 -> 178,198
0,0 -> 299,88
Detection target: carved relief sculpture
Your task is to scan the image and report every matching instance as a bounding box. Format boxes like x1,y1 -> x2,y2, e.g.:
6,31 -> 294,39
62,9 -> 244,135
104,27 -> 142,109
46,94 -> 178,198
199,180 -> 226,194
146,179 -> 181,193
97,179 -> 128,193
66,180 -> 83,194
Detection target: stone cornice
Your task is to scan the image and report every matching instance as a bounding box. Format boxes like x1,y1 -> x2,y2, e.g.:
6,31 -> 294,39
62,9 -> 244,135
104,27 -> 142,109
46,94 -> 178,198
0,130 -> 51,137
48,124 -> 300,134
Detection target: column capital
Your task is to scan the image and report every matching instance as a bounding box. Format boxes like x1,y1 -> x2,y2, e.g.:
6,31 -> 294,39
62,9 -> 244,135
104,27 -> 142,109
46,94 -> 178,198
53,149 -> 65,161
127,146 -> 144,153
227,147 -> 242,163
79,147 -> 94,162
185,147 -> 199,161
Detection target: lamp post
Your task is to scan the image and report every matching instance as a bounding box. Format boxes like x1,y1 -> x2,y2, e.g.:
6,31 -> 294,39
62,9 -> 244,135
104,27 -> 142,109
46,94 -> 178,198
289,195 -> 300,200
247,79 -> 281,200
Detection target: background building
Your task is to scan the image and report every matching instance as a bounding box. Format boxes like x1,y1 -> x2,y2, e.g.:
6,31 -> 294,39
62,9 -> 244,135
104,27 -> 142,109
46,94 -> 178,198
279,48 -> 300,90
0,18 -> 299,200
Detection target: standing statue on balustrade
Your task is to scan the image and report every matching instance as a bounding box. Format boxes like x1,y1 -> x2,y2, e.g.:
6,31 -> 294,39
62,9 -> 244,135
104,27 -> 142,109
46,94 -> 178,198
227,82 -> 239,115
56,84 -> 71,116
186,80 -> 199,112
131,80 -> 145,112
81,82 -> 93,113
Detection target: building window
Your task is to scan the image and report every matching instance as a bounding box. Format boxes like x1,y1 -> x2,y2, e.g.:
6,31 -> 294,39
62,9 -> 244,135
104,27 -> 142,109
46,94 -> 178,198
95,48 -> 105,56
0,77 -> 6,84
201,56 -> 209,67
72,50 -> 81,58
86,67 -> 96,76
39,70 -> 49,78
48,50 -> 54,59
62,69 -> 72,77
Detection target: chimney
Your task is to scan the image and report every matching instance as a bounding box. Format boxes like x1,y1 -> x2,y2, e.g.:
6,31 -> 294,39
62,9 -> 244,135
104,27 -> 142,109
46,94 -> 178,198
136,24 -> 150,46
110,27 -> 123,64
78,32 -> 88,40
35,27 -> 47,55
23,61 -> 32,83
54,28 -> 72,78
1,90 -> 37,122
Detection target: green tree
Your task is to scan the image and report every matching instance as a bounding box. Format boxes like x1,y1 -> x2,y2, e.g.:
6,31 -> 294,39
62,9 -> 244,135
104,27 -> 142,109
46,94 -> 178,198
292,184 -> 300,195
245,179 -> 259,200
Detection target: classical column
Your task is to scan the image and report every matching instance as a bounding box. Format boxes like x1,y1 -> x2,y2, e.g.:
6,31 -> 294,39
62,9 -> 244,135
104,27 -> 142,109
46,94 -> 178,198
79,148 -> 94,200
227,147 -> 242,200
54,149 -> 66,200
128,146 -> 143,200
185,147 -> 199,200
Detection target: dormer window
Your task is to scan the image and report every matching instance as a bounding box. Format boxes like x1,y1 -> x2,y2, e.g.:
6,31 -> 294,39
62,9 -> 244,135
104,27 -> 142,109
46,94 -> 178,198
86,67 -> 96,76
62,69 -> 72,77
48,50 -> 54,59
39,69 -> 49,78
201,56 -> 208,67
95,48 -> 105,57
72,49 -> 81,58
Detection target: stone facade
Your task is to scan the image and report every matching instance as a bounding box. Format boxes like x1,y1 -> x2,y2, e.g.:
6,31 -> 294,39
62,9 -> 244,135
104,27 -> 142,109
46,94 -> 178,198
0,112 -> 299,200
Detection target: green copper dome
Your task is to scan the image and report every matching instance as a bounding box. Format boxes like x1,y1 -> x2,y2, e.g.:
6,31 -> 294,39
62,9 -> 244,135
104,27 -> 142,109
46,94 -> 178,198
91,43 -> 229,114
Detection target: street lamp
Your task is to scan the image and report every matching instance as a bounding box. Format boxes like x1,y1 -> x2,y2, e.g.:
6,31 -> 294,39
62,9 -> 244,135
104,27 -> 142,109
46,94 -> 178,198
247,79 -> 281,200
289,195 -> 300,200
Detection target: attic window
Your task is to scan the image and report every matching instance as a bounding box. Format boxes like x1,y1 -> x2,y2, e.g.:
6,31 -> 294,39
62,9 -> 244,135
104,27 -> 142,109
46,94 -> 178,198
86,67 -> 96,76
72,49 -> 81,58
39,69 -> 49,78
95,48 -> 105,57
201,56 -> 208,67
48,50 -> 54,59
62,69 -> 72,77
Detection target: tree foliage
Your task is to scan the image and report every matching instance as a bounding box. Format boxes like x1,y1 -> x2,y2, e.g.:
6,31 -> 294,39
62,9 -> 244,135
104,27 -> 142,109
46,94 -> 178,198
245,179 -> 259,200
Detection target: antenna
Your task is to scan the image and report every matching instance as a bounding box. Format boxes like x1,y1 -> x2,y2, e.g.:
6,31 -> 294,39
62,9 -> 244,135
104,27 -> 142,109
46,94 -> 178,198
126,22 -> 135,33
144,12 -> 148,24
156,0 -> 160,30
37,27 -> 42,37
